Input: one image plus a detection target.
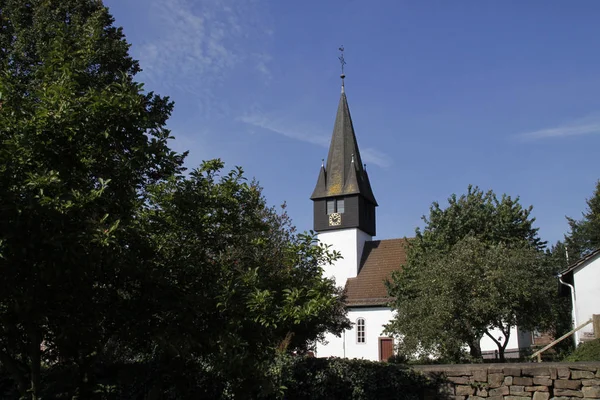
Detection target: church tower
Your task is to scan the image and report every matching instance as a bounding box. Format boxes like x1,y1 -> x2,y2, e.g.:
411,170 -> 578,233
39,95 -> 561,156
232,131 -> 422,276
310,63 -> 377,287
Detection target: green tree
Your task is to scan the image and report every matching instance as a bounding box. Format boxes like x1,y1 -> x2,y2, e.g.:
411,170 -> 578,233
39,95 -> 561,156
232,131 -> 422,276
544,241 -> 576,357
0,2 -> 349,397
386,186 -> 551,362
135,160 -> 350,398
565,180 -> 600,258
0,0 -> 183,397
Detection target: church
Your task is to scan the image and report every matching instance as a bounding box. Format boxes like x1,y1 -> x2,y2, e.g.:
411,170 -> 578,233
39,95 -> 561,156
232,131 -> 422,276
310,74 -> 532,362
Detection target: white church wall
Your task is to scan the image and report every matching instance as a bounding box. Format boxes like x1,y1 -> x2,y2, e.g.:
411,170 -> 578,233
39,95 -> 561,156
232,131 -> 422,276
573,254 -> 600,342
318,228 -> 372,287
346,307 -> 394,360
316,307 -> 394,361
318,307 -> 533,361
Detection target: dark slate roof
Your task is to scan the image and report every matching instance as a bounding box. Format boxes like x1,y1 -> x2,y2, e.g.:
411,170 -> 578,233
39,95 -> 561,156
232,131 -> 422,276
310,88 -> 377,205
345,238 -> 409,307
559,248 -> 600,277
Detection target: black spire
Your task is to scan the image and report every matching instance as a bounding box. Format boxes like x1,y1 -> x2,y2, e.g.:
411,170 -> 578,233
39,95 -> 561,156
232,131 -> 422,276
310,88 -> 377,205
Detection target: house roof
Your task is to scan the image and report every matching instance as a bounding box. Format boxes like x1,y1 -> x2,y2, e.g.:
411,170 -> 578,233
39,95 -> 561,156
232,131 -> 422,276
345,238 -> 409,307
559,248 -> 600,277
310,86 -> 377,205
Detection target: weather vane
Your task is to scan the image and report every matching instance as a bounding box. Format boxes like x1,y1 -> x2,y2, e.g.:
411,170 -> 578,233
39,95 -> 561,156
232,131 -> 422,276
338,46 -> 346,78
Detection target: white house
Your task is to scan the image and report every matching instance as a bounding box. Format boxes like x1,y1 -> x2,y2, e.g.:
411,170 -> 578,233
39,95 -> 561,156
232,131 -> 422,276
558,248 -> 600,344
311,76 -> 531,361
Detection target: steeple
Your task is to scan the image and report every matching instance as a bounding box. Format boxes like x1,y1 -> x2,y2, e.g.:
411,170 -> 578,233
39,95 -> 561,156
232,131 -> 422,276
310,88 -> 377,205
310,52 -> 377,236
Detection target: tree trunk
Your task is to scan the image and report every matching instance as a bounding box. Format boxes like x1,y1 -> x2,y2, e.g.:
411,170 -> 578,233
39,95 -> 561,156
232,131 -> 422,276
468,339 -> 482,360
498,329 -> 510,362
28,329 -> 41,400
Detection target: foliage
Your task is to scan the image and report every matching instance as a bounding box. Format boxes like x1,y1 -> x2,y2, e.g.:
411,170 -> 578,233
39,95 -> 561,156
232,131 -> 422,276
279,356 -> 434,400
565,180 -> 600,259
564,339 -> 600,362
386,186 -> 551,362
0,0 -> 183,397
0,356 -> 439,400
134,160 -> 350,398
544,241 -> 576,356
0,0 -> 349,398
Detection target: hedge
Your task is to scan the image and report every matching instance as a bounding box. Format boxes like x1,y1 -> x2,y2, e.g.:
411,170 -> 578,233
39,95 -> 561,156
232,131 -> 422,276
0,356 -> 435,399
280,357 -> 434,400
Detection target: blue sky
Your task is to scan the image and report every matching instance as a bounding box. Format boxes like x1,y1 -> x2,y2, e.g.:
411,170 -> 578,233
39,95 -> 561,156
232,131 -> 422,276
105,0 -> 600,246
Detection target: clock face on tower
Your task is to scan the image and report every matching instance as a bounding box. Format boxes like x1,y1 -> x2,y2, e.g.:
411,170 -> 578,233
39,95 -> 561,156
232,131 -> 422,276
328,212 -> 342,226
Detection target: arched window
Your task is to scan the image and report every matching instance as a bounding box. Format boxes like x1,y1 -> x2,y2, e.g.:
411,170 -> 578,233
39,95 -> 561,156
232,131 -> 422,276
356,318 -> 366,343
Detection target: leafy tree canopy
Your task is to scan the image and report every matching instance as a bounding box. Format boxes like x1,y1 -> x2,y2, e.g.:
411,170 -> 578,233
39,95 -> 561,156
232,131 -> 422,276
565,180 -> 600,259
0,1 -> 349,398
386,186 -> 553,362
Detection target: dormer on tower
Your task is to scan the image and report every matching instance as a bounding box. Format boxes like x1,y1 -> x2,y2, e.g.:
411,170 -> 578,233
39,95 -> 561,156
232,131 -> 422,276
310,81 -> 377,236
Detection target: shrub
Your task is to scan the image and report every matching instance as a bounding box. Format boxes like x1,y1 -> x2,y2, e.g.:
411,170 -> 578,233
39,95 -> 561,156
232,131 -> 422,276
280,357 -> 435,400
564,339 -> 600,362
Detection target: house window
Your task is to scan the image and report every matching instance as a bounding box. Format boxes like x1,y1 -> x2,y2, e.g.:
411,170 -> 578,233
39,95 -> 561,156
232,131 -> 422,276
356,318 -> 365,343
326,198 -> 345,214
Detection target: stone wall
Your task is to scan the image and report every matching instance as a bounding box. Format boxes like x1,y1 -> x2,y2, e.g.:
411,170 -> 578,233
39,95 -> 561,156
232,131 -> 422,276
413,362 -> 600,399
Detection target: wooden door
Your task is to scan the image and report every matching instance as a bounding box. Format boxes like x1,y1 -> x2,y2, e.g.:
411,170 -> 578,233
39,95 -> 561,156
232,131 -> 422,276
379,337 -> 393,361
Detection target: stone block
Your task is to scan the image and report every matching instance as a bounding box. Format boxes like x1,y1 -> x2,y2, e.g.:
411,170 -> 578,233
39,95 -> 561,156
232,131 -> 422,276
550,368 -> 558,380
473,369 -> 488,382
451,396 -> 466,400
488,386 -> 509,396
583,379 -> 600,386
514,376 -> 534,386
504,367 -> 522,377
446,370 -> 473,376
525,386 -> 548,392
532,392 -> 550,400
533,377 -> 552,386
523,367 -> 550,377
554,388 -> 584,397
571,366 -> 598,372
467,396 -> 484,400
504,397 -> 531,400
487,396 -> 503,400
455,385 -> 475,396
488,373 -> 504,388
475,387 -> 488,397
572,370 -> 596,379
554,379 -> 582,389
510,385 -> 525,395
583,385 -> 600,398
557,367 -> 571,379
505,376 -> 514,385
448,376 -> 471,385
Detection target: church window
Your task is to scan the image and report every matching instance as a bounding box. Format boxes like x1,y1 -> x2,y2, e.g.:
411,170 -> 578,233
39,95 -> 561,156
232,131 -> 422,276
327,200 -> 335,214
326,198 -> 345,214
337,199 -> 345,213
356,318 -> 365,343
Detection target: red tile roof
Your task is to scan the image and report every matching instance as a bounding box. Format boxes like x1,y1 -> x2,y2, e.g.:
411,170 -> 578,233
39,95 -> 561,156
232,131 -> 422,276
345,238 -> 409,307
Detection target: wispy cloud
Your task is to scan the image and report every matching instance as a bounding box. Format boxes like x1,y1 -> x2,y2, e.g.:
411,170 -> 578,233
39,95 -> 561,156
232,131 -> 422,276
239,114 -> 330,147
361,148 -> 393,168
133,0 -> 271,116
240,113 -> 393,168
518,113 -> 600,140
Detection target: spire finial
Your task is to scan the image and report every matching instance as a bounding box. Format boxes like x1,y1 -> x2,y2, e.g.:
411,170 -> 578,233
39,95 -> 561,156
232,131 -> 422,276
321,158 -> 324,167
351,153 -> 355,163
338,45 -> 346,92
